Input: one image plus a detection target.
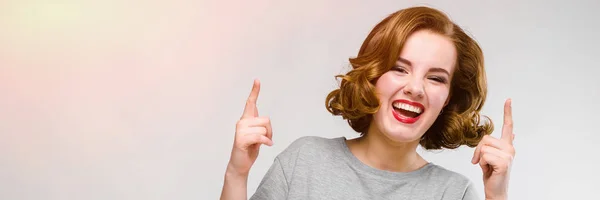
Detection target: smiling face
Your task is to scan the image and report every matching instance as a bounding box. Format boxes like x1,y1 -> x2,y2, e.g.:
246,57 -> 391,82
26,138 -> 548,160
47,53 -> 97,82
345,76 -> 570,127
370,29 -> 457,143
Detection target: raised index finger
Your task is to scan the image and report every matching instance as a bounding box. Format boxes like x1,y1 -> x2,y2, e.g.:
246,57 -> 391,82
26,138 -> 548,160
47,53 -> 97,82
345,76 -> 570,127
242,79 -> 261,119
501,98 -> 514,143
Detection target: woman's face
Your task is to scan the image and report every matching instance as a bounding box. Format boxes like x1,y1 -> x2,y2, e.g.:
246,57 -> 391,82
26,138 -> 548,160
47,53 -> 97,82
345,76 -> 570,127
371,30 -> 456,143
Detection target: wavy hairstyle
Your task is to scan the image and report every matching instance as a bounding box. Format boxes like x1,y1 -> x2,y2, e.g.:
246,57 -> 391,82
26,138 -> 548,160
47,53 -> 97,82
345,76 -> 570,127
325,6 -> 493,150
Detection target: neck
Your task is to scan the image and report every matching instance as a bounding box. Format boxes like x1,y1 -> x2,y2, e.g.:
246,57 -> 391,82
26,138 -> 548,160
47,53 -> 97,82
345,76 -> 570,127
346,126 -> 427,172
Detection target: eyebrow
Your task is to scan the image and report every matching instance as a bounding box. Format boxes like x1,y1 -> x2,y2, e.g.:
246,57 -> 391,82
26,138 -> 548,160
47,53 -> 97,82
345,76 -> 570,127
429,68 -> 451,77
397,57 -> 412,66
397,57 -> 450,77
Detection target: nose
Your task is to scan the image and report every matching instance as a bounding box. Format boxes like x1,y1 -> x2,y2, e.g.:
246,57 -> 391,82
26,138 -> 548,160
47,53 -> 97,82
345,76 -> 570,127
402,78 -> 424,99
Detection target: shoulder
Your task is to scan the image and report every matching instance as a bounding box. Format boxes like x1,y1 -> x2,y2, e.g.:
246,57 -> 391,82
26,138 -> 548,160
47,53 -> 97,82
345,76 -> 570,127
286,136 -> 340,150
278,136 -> 342,156
426,164 -> 472,185
425,164 -> 479,199
275,136 -> 344,164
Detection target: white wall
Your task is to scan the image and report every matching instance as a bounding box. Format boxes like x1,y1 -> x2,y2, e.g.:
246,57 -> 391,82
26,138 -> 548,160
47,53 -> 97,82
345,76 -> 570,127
1,0 -> 599,199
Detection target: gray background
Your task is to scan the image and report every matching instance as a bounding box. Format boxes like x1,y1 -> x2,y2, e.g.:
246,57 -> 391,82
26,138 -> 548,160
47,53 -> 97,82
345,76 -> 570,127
1,0 -> 599,199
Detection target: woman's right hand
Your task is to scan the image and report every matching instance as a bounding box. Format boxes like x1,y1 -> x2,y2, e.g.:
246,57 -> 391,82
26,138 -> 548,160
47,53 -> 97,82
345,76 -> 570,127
227,79 -> 274,177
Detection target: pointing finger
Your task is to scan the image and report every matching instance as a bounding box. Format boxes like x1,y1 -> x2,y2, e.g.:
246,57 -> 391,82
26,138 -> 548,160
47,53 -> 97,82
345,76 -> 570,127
242,79 -> 261,119
501,98 -> 514,143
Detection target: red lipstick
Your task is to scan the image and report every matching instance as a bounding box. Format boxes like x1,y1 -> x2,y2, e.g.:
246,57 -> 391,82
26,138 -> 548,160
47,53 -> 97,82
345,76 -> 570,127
391,99 -> 425,124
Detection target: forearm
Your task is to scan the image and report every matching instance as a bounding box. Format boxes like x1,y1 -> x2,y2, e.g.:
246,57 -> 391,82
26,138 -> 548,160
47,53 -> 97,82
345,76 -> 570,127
220,166 -> 249,200
485,196 -> 507,200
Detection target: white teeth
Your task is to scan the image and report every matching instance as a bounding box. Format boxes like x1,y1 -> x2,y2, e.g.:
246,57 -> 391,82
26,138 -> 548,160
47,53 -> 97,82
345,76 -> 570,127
393,102 -> 423,114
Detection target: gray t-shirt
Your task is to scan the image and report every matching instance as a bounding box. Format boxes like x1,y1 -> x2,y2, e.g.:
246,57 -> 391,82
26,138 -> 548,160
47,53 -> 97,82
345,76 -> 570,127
250,136 -> 480,200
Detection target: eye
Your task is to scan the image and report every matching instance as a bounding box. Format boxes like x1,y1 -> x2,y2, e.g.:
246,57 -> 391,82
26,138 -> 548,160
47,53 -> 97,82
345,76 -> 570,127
392,66 -> 408,74
428,76 -> 448,84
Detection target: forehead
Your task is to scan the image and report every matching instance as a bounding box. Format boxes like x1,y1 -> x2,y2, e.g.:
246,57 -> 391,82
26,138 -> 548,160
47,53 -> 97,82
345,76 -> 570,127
398,30 -> 457,72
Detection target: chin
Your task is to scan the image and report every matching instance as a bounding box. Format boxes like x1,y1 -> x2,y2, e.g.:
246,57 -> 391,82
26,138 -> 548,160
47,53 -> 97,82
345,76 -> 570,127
379,126 -> 424,143
370,105 -> 436,144
372,113 -> 434,144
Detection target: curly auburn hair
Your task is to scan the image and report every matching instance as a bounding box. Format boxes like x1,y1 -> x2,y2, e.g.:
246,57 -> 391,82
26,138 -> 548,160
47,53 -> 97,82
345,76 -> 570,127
325,6 -> 493,150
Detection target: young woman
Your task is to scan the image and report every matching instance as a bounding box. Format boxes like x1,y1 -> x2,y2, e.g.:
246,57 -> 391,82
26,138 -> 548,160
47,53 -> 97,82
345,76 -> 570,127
221,6 -> 516,200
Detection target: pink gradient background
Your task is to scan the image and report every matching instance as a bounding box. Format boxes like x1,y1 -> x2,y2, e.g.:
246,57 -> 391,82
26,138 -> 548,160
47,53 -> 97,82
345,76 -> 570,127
1,0 -> 599,199
0,1 -> 233,199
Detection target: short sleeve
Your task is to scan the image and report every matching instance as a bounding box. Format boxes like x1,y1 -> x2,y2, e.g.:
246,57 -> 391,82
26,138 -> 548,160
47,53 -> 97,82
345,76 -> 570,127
249,158 -> 289,200
461,182 -> 481,200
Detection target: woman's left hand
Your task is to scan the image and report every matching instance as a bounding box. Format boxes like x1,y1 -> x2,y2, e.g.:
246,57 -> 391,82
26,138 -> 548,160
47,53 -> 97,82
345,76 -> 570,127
472,99 -> 516,200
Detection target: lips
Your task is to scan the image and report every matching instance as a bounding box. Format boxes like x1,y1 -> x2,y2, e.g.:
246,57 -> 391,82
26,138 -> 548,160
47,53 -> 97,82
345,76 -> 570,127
391,99 -> 425,124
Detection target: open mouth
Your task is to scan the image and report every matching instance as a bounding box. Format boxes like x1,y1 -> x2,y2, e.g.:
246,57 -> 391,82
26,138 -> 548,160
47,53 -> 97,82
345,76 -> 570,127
393,102 -> 423,118
392,100 -> 425,124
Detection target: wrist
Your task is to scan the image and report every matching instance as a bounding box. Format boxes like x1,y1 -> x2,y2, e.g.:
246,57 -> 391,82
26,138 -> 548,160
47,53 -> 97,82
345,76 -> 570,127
225,164 -> 249,179
485,196 -> 507,200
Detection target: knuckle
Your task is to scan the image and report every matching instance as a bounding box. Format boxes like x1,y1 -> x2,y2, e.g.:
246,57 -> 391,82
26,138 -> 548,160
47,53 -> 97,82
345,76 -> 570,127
503,161 -> 511,168
261,117 -> 270,123
482,135 -> 492,142
259,127 -> 267,134
236,120 -> 245,128
500,153 -> 510,160
481,154 -> 489,161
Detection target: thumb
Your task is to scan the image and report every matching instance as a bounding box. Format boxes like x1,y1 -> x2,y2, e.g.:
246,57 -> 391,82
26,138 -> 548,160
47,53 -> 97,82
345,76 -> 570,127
480,157 -> 491,176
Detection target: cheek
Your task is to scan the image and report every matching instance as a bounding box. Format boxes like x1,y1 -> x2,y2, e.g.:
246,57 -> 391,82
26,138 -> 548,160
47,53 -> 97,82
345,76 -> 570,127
374,73 -> 401,99
426,86 -> 450,108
